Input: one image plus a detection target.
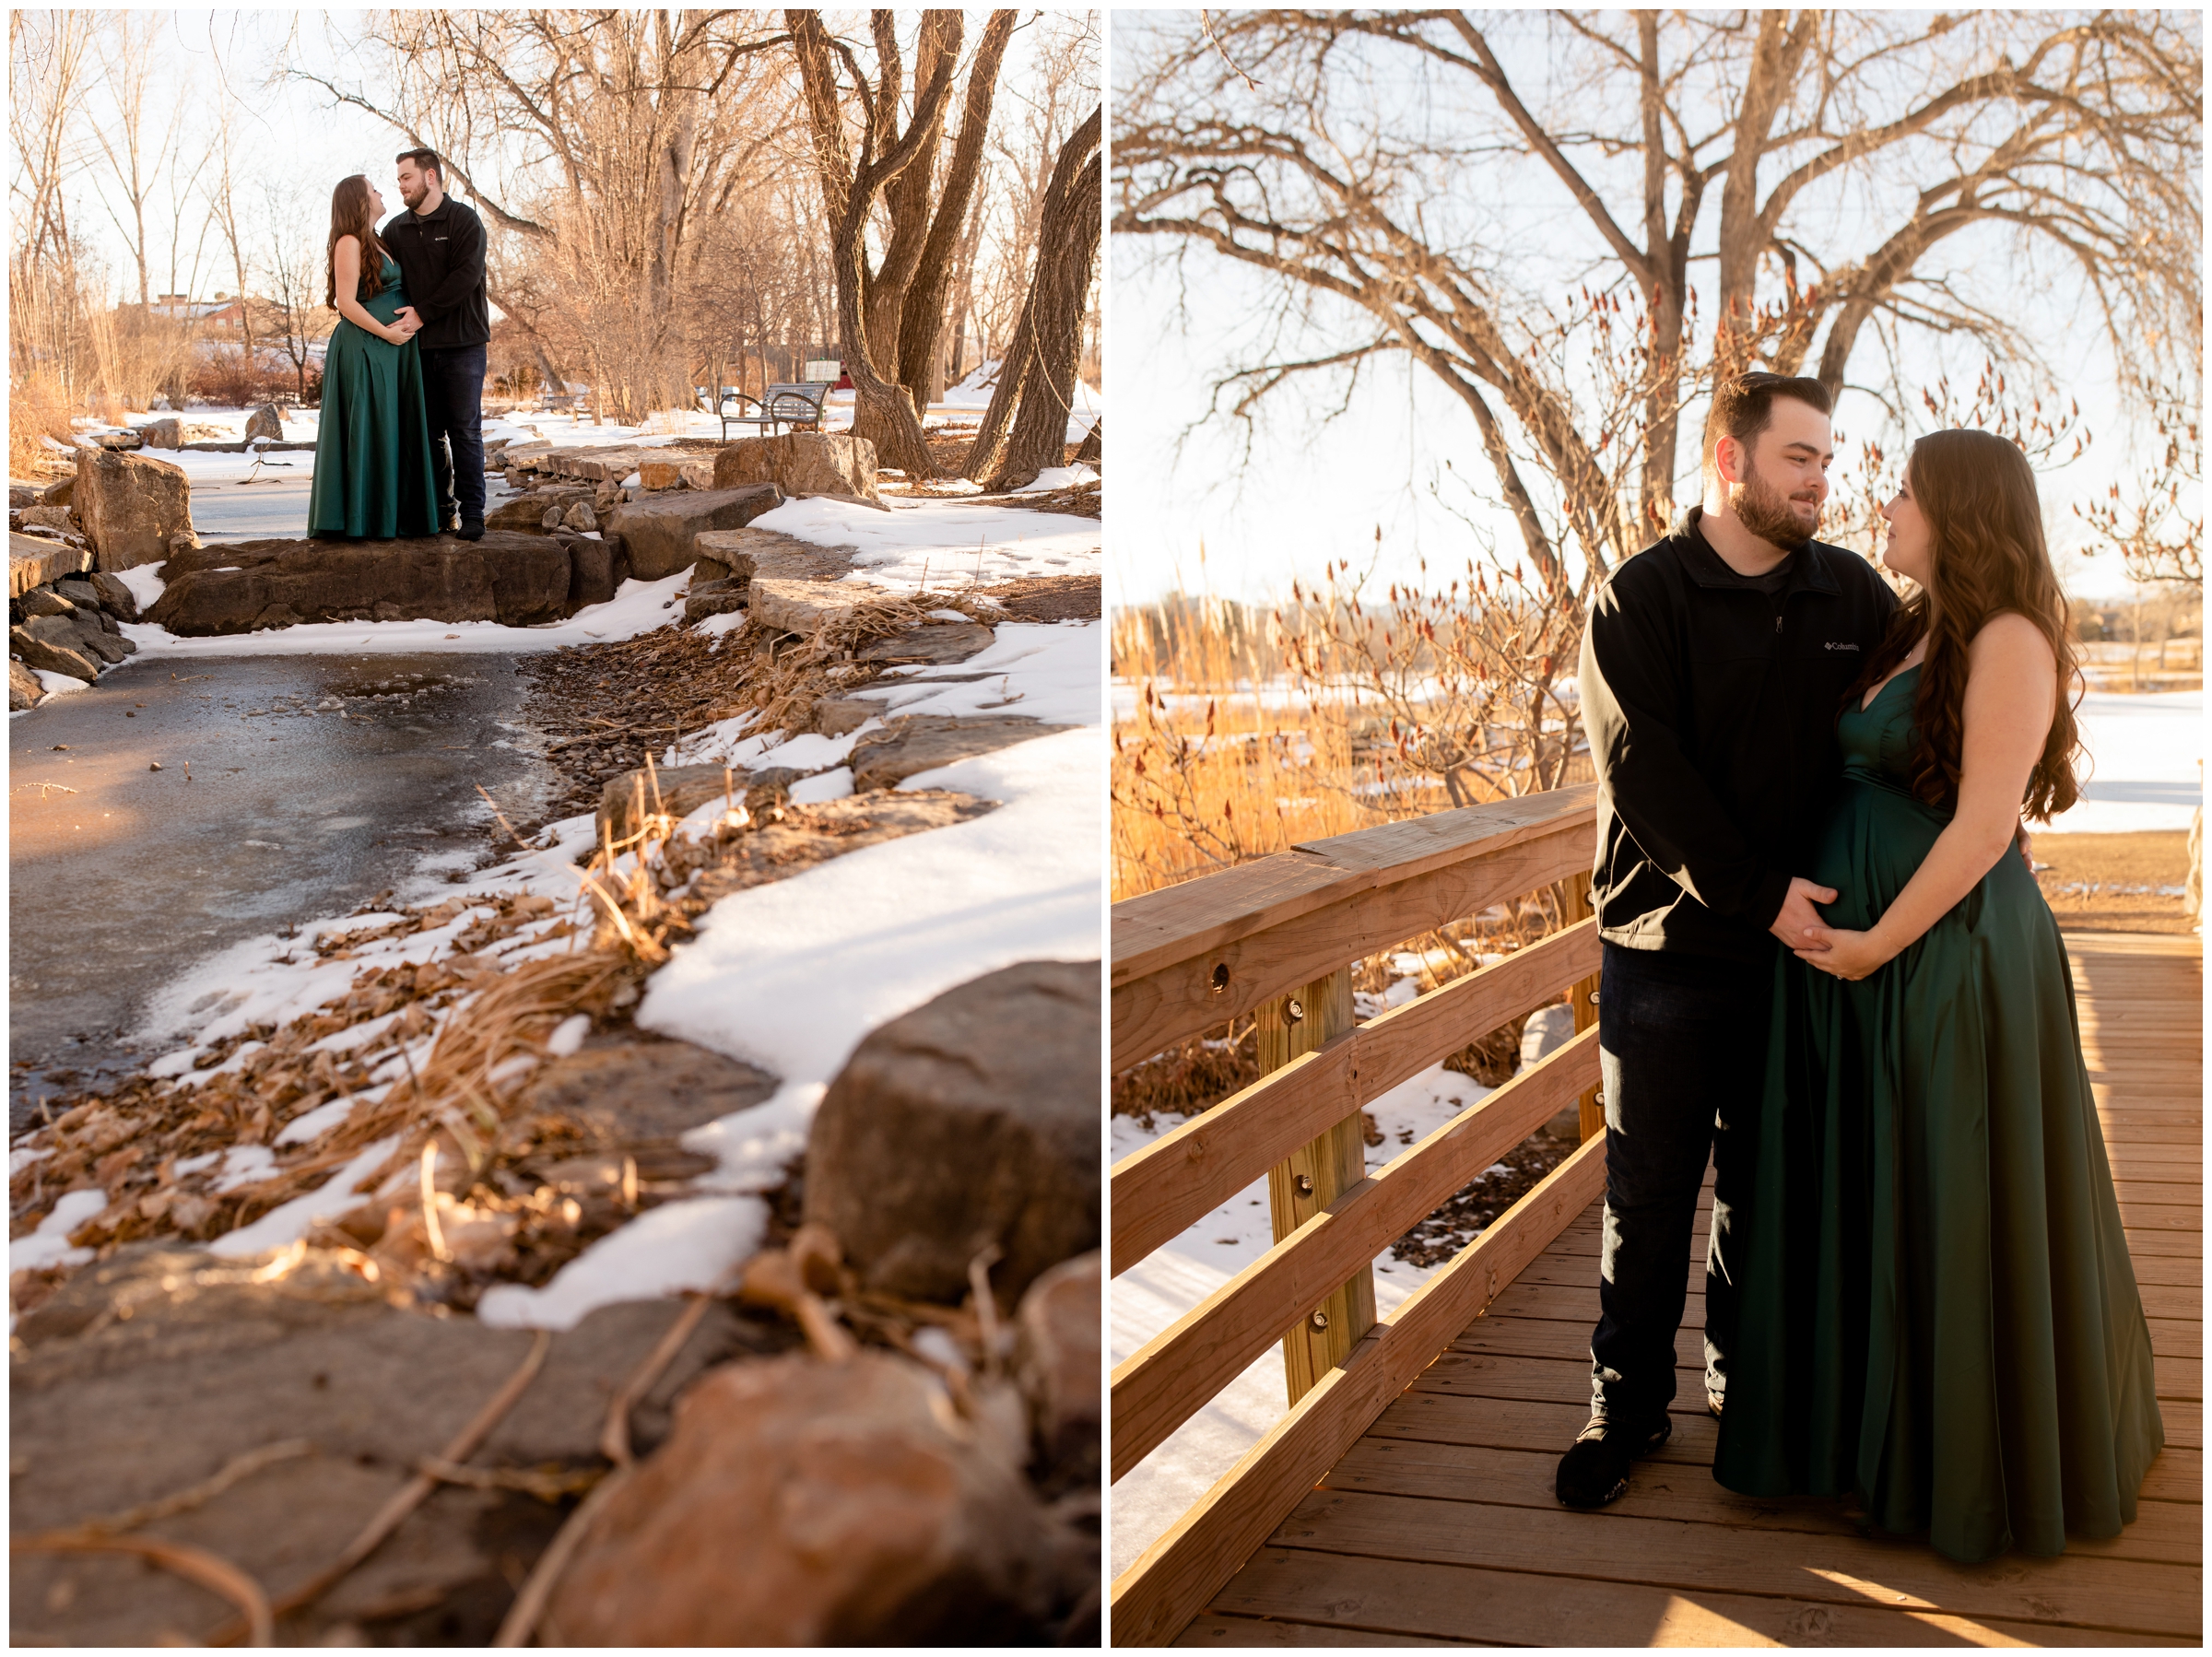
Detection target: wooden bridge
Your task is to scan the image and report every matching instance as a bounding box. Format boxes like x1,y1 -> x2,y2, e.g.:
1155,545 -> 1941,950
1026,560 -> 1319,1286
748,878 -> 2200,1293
1110,788 -> 2200,1647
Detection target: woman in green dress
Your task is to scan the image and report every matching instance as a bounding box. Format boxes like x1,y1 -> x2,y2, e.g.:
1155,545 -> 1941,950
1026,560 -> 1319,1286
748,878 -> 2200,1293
1714,429 -> 2163,1563
307,174 -> 438,538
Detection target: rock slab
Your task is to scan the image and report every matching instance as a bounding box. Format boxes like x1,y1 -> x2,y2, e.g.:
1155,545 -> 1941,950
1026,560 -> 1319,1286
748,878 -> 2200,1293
603,484 -> 784,581
545,1351 -> 1072,1645
10,656 -> 44,708
693,525 -> 858,587
243,403 -> 284,442
74,445 -> 194,571
712,433 -> 884,508
146,535 -> 575,634
855,620 -> 994,665
850,714 -> 1072,792
806,959 -> 1100,1303
748,575 -> 898,635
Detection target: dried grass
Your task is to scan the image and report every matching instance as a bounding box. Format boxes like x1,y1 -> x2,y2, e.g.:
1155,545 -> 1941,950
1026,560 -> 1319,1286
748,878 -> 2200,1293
9,372 -> 76,476
740,586 -> 1006,738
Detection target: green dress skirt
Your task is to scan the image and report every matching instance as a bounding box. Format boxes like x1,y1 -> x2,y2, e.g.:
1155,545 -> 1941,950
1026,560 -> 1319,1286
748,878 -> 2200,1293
307,253 -> 438,538
1713,665 -> 2164,1562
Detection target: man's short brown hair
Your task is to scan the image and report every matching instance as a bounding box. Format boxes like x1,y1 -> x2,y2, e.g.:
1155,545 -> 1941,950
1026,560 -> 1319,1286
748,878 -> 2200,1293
395,147 -> 443,182
1704,370 -> 1832,479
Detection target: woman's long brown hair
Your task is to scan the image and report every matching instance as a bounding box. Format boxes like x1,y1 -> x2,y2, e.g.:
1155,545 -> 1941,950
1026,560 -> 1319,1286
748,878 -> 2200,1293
324,174 -> 387,309
1848,429 -> 2083,821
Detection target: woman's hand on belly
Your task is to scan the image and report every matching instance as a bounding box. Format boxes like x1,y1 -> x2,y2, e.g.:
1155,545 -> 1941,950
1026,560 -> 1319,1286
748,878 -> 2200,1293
1794,924 -> 1893,981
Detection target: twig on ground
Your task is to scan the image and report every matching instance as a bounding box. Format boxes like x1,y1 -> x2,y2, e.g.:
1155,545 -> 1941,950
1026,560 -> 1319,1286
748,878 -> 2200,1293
12,1534 -> 275,1646
34,1439 -> 317,1539
208,1329 -> 552,1643
495,1290 -> 719,1647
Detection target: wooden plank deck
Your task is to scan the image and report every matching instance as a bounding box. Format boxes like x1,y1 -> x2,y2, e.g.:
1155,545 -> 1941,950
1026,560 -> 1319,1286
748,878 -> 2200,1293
1176,933 -> 2203,1647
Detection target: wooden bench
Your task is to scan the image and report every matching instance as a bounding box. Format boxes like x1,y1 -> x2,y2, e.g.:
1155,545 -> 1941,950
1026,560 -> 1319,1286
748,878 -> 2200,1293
717,382 -> 830,441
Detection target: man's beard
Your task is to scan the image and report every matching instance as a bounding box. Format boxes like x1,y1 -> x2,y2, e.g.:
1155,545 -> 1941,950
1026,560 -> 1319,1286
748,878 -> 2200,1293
1732,465 -> 1819,549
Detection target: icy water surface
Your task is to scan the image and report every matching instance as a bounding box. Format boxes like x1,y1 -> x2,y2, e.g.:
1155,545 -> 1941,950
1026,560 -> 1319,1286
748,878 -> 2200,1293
7,652 -> 561,1130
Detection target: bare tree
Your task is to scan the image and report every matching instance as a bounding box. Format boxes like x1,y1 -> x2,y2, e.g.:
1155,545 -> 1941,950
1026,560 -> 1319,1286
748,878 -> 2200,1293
788,8 -> 962,476
290,10 -> 796,419
2077,378 -> 2204,593
1116,11 -> 2204,585
966,103 -> 1100,487
88,12 -> 188,311
893,10 -> 1018,418
262,183 -> 333,404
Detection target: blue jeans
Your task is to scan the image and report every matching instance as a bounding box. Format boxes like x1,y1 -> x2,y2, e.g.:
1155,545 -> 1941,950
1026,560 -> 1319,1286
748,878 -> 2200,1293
1587,942 -> 1770,1426
418,343 -> 487,526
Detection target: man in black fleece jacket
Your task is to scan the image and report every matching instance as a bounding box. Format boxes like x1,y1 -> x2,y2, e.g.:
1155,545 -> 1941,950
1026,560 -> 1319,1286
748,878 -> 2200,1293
1555,372 -> 1897,1510
385,148 -> 490,538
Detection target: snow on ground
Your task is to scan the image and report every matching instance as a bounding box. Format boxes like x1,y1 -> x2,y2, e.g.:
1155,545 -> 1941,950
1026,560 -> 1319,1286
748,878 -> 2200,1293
940,360 -> 1101,442
750,493 -> 1100,592
2044,690 -> 2202,834
117,570 -> 698,661
1108,1061 -> 1490,1580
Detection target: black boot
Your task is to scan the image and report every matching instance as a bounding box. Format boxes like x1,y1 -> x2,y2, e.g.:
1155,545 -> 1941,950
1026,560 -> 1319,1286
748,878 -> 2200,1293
1555,1415 -> 1671,1509
455,520 -> 485,542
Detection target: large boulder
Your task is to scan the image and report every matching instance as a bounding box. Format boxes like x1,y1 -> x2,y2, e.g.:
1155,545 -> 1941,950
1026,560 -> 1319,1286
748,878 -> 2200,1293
88,570 -> 139,622
712,433 -> 884,509
544,1351 -> 1077,1645
850,714 -> 1073,793
603,484 -> 784,581
144,534 -> 576,635
138,417 -> 182,450
806,959 -> 1100,1304
74,445 -> 194,571
559,532 -> 618,610
243,404 -> 283,442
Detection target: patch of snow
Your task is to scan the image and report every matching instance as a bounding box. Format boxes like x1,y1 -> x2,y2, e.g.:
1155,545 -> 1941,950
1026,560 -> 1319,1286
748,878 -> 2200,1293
209,1135 -> 402,1259
546,1014 -> 591,1058
115,562 -> 168,610
213,1145 -> 277,1192
1015,465 -> 1099,493
9,1146 -> 53,1176
32,670 -> 90,699
10,1189 -> 107,1274
274,1097 -> 359,1146
786,767 -> 853,805
475,1196 -> 767,1332
751,494 -> 1097,593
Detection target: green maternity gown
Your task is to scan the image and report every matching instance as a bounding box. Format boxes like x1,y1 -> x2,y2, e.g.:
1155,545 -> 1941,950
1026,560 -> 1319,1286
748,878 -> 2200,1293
306,253 -> 437,538
1713,665 -> 2164,1563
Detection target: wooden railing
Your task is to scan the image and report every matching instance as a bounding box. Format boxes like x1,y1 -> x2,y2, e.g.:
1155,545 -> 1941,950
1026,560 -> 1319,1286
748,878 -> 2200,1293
1110,786 -> 1607,1645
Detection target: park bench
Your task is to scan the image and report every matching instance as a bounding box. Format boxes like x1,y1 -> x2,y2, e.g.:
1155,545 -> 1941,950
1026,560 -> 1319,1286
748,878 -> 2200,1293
715,382 -> 830,441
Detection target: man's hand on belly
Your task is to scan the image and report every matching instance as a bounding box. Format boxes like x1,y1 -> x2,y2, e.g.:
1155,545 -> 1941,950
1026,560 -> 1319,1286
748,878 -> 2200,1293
1770,876 -> 1840,951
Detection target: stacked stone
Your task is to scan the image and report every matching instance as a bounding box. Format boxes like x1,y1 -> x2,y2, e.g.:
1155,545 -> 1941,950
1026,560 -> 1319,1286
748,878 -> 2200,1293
9,570 -> 141,706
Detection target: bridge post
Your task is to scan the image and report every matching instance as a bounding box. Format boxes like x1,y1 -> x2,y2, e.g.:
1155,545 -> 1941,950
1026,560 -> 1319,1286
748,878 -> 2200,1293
1258,964 -> 1376,1405
1557,880 -> 1606,1141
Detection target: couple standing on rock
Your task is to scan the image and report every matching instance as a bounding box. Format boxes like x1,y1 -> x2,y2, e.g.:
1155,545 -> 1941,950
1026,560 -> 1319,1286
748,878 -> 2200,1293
307,149 -> 488,542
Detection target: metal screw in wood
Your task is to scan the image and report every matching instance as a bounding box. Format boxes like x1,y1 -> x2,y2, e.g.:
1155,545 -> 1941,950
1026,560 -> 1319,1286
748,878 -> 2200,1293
1295,1173 -> 1313,1195
1309,1310 -> 1330,1332
1285,997 -> 1305,1023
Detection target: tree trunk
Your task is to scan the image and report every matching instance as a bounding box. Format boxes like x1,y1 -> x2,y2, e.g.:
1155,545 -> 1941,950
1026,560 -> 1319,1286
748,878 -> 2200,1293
1075,416 -> 1100,468
897,9 -> 1017,415
791,8 -> 959,478
971,105 -> 1101,488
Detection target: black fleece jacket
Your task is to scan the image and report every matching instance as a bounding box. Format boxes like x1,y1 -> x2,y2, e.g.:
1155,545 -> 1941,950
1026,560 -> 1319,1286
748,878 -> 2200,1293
382,196 -> 489,350
1578,507 -> 1899,965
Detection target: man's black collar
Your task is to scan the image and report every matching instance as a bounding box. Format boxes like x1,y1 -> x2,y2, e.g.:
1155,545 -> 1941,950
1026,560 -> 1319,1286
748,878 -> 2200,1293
1676,505 -> 1841,596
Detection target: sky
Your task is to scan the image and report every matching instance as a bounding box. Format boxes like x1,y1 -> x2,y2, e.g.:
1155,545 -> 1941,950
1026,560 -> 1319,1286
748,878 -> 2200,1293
1106,13 -> 2195,608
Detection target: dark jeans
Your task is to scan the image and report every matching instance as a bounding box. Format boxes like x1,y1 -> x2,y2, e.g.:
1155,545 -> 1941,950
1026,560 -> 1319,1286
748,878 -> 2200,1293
418,343 -> 487,526
1588,941 -> 1771,1427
